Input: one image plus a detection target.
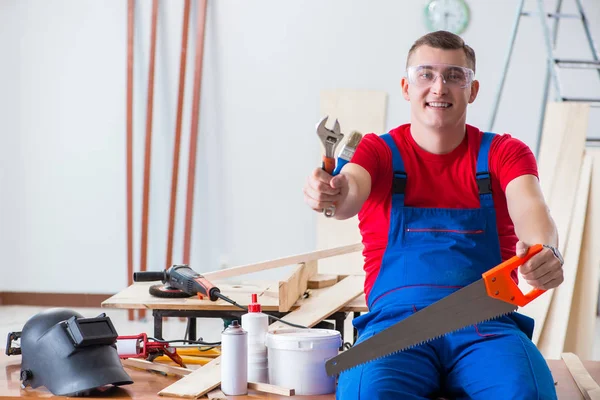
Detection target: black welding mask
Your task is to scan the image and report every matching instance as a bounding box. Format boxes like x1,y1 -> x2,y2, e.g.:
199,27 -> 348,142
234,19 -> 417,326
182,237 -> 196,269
16,308 -> 133,396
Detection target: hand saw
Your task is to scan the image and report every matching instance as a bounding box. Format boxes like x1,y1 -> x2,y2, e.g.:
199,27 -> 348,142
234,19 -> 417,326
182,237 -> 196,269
326,244 -> 545,376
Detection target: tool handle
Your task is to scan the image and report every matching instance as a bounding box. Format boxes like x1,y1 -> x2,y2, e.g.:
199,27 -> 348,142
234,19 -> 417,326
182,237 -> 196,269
133,271 -> 166,282
322,157 -> 337,217
322,156 -> 335,174
194,276 -> 221,301
482,243 -> 545,307
332,158 -> 349,176
170,265 -> 221,301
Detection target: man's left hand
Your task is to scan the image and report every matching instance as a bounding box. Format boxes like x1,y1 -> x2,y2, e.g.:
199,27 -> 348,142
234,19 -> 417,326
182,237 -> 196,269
516,241 -> 564,290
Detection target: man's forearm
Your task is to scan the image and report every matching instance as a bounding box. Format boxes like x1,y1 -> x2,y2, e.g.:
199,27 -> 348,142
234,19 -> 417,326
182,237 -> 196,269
513,203 -> 558,248
333,173 -> 364,220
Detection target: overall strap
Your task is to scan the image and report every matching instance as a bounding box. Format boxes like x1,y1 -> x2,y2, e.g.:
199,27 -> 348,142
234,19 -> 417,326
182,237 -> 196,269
381,133 -> 406,207
476,132 -> 496,208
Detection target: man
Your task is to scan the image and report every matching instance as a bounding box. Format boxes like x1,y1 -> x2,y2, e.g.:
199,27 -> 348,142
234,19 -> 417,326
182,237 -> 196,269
303,31 -> 563,399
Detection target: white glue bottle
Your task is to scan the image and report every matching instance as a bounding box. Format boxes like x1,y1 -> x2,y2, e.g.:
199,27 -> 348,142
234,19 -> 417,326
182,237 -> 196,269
241,293 -> 269,383
220,320 -> 248,395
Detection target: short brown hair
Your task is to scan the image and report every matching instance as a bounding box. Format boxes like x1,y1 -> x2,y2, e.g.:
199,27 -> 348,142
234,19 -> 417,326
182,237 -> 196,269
406,31 -> 476,73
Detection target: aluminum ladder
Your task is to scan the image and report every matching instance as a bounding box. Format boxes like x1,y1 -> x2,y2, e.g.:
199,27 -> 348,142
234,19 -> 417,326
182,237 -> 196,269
488,0 -> 600,154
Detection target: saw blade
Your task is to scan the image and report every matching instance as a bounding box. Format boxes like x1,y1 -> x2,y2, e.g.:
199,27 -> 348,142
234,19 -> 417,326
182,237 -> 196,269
325,279 -> 517,376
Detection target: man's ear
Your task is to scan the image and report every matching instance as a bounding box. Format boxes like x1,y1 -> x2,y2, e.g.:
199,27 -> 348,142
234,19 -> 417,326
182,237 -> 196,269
401,77 -> 410,101
468,80 -> 480,103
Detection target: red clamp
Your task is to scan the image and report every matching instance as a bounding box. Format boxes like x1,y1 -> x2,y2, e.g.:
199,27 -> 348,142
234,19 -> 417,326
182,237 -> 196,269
117,333 -> 186,368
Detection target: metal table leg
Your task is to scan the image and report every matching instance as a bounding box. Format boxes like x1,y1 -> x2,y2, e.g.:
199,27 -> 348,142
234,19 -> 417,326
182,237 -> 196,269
153,310 -> 164,340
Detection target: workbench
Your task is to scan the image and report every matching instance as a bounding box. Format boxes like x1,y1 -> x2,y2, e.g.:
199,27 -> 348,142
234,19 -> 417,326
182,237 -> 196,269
1,351 -> 598,399
101,282 -> 368,341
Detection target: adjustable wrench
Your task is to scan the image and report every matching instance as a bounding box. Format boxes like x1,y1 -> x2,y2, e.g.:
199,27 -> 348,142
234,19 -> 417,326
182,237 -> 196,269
316,116 -> 344,217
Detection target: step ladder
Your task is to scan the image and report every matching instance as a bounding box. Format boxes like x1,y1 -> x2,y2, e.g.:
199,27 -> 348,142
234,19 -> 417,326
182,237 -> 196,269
487,0 -> 600,154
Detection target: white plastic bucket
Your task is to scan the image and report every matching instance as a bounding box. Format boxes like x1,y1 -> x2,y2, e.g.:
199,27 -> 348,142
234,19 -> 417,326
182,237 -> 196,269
266,328 -> 341,395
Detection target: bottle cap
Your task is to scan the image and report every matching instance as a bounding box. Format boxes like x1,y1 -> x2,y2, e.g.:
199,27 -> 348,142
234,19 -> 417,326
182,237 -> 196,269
248,293 -> 261,313
223,320 -> 245,335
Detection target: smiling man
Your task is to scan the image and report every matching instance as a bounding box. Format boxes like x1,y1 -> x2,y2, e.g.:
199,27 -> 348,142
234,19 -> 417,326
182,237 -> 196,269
303,31 -> 562,399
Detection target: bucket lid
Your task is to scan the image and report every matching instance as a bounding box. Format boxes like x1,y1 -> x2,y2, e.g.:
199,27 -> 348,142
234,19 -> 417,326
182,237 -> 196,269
266,328 -> 341,351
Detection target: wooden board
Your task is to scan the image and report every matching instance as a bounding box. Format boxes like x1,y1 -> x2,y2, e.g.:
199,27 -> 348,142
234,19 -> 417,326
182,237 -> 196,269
278,261 -> 317,312
206,389 -> 227,400
308,274 -> 339,289
317,89 -> 387,276
537,155 -> 592,359
102,281 -> 281,311
520,102 -> 590,344
561,353 -> 600,400
123,359 -> 192,377
247,382 -> 294,396
564,149 -> 600,358
203,243 -> 362,281
101,280 -> 369,313
158,357 -> 221,398
269,276 -> 363,330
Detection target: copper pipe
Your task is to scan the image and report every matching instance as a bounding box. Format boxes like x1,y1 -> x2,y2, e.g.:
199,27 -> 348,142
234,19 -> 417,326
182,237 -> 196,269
166,0 -> 191,269
126,0 -> 135,321
183,0 -> 208,263
139,0 -> 159,319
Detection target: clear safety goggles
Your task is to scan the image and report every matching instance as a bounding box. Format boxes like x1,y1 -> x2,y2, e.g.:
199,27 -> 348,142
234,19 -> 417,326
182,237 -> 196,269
406,64 -> 475,89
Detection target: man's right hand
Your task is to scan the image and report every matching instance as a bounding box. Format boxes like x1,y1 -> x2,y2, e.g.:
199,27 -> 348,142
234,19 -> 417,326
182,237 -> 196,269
303,168 -> 349,213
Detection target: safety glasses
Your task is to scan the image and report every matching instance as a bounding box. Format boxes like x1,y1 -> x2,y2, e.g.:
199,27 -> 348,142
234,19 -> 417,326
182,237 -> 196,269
406,64 -> 475,89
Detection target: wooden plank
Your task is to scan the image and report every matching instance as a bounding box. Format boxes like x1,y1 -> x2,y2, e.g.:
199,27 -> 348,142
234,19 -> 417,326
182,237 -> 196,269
278,261 -> 317,312
158,357 -> 221,398
561,353 -> 600,400
318,89 -> 387,276
206,389 -> 227,400
269,275 -> 364,330
122,358 -> 192,377
202,243 -> 363,281
308,274 -> 339,289
102,281 -> 281,311
565,149 -> 600,359
520,102 -> 589,344
247,382 -> 295,396
537,155 -> 592,359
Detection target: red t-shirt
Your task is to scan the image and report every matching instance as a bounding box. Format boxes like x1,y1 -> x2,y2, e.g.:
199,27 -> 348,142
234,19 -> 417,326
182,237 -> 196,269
351,124 -> 538,299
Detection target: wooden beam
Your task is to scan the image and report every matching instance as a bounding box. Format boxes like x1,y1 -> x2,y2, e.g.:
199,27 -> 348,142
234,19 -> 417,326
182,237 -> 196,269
247,382 -> 295,396
561,353 -> 600,400
203,243 -> 363,280
138,0 -> 160,321
278,261 -> 317,312
565,149 -> 600,358
538,155 -> 592,359
521,102 -> 590,344
182,0 -> 208,264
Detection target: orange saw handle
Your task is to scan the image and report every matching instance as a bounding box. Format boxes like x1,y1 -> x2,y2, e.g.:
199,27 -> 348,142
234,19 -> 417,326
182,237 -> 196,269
322,156 -> 335,174
482,243 -> 545,307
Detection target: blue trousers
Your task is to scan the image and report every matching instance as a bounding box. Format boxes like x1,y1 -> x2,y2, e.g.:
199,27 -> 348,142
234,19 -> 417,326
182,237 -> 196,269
337,312 -> 557,400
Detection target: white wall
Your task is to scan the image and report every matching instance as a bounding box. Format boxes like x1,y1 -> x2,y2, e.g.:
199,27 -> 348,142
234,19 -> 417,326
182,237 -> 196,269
1,0 -> 599,293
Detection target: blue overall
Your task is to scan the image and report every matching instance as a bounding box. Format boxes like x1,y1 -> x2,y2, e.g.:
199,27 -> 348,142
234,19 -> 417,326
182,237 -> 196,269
337,133 -> 557,400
